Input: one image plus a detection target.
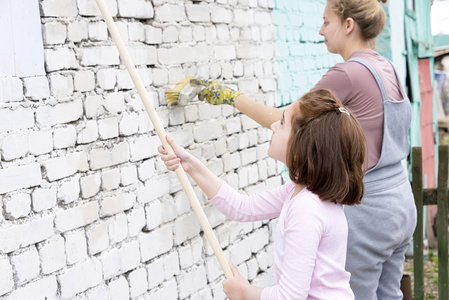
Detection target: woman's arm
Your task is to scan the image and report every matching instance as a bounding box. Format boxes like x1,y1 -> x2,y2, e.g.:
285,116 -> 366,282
234,94 -> 283,129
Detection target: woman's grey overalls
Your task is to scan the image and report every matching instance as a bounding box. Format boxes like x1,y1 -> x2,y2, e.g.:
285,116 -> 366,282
344,57 -> 417,300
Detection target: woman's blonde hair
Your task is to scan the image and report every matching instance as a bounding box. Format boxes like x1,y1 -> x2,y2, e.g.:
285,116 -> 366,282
329,0 -> 388,41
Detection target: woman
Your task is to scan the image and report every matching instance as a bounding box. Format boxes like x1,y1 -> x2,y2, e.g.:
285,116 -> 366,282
189,0 -> 416,299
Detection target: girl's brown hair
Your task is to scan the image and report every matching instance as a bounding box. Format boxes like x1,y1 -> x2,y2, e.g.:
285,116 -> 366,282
287,89 -> 366,205
329,0 -> 387,41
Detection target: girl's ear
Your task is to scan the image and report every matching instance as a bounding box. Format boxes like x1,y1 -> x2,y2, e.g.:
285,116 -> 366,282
344,17 -> 355,35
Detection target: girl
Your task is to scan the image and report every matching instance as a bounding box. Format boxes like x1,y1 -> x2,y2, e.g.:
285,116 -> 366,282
159,89 -> 366,300
190,1 -> 417,298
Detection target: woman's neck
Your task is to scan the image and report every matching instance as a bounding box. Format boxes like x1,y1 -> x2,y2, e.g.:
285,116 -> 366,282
341,39 -> 375,61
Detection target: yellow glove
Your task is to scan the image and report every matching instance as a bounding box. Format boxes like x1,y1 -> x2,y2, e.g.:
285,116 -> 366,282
190,78 -> 241,106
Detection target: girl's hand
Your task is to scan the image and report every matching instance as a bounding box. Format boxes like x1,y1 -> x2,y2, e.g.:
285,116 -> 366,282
222,263 -> 263,300
158,136 -> 194,173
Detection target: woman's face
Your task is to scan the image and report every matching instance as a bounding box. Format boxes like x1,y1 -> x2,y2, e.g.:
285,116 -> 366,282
319,3 -> 345,54
268,104 -> 295,164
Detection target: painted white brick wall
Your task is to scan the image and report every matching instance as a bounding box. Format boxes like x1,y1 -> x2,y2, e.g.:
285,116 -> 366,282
0,0 -> 329,298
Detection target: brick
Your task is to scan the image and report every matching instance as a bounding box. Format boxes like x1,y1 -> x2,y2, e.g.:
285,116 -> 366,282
127,206 -> 145,237
10,246 -> 40,284
210,6 -> 233,23
5,275 -> 57,300
97,68 -> 116,90
116,69 -> 133,90
59,258 -> 103,299
44,48 -> 79,72
41,0 -> 78,17
0,256 -> 14,296
178,237 -> 202,269
36,98 -> 82,128
43,151 -> 88,181
145,26 -> 162,45
155,4 -> 186,22
105,92 -> 126,115
128,268 -> 148,298
146,278 -> 177,300
32,187 -> 57,213
85,284 -> 109,300
88,21 -> 108,41
80,173 -> 101,199
108,213 -> 128,244
180,26 -> 192,41
98,117 -> 119,140
53,126 -> 77,149
144,200 -> 162,231
162,26 -> 178,43
0,107 -> 34,132
193,25 -> 206,41
54,201 -> 99,232
42,21 -> 66,45
129,45 -> 157,66
64,229 -> 88,265
178,265 -> 208,299
80,46 -> 120,66
186,4 -> 210,22
119,113 -> 139,136
90,141 -> 130,170
100,192 -> 135,217
102,168 -> 120,191
0,162 -> 41,195
67,20 -> 88,42
1,133 -> 28,161
214,45 -> 236,60
38,235 -> 66,274
129,135 -> 159,162
120,165 -> 137,186
77,119 -> 99,144
139,225 -> 173,262
23,76 -> 50,100
78,0 -> 118,17
100,241 -> 140,280
137,176 -> 170,204
48,73 -> 74,98
57,175 -> 81,204
4,193 -> 31,220
0,77 -> 23,102
146,258 -> 164,289
128,22 -> 145,42
152,68 -> 168,86
117,0 -> 154,19
86,222 -> 109,255
174,214 -> 200,245
193,121 -> 223,143
108,276 -> 129,300
74,70 -> 95,92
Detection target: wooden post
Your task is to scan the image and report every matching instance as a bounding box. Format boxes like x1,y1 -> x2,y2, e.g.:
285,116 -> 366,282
437,145 -> 448,300
94,0 -> 233,279
412,147 -> 424,300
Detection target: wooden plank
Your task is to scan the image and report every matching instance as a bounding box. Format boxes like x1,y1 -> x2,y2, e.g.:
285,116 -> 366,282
412,147 -> 425,300
437,145 -> 448,300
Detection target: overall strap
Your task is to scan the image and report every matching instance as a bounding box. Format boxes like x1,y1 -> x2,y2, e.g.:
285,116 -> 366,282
348,57 -> 388,102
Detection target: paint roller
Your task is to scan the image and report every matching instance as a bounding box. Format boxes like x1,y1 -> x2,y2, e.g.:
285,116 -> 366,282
94,0 -> 233,279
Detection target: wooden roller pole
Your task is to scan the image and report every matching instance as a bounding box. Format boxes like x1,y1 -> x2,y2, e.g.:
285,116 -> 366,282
94,0 -> 233,279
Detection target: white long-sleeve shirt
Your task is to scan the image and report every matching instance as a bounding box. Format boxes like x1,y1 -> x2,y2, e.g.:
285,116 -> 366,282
209,180 -> 354,300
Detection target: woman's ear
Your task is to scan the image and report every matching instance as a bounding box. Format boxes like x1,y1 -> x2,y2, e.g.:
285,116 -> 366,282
344,17 -> 355,35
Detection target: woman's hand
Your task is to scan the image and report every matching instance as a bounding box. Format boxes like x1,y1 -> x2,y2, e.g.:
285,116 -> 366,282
223,263 -> 263,300
158,135 -> 194,173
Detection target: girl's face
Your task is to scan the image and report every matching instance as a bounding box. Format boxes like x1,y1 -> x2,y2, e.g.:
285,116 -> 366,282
319,3 -> 345,54
268,104 -> 295,164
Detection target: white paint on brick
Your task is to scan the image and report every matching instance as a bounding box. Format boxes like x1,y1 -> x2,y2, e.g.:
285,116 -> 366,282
54,201 -> 99,233
48,73 -> 74,98
43,151 -> 88,181
117,0 -> 154,19
53,125 -> 77,149
0,162 -> 41,195
145,26 -> 162,44
127,206 -> 145,237
145,278 -> 177,300
64,229 -> 88,265
108,276 -> 129,300
0,256 -> 14,296
139,225 -> 173,262
127,267 -> 148,298
5,275 -> 57,300
89,141 -> 130,170
128,22 -> 145,42
108,213 -> 128,244
98,117 -> 119,140
41,0 -> 78,17
57,175 -> 81,204
102,168 -> 120,191
23,76 -> 50,100
86,222 -> 109,255
80,173 -> 101,199
0,77 -> 23,102
10,246 -> 40,284
97,68 -> 116,90
186,4 -> 210,22
177,265 -> 208,299
88,21 -> 108,41
4,193 -> 30,220
32,186 -> 57,213
155,4 -> 186,22
67,19 -> 88,42
45,48 -> 79,72
100,192 -> 135,217
59,258 -> 103,299
36,98 -> 82,128
162,26 -> 178,43
38,235 -> 66,274
0,107 -> 34,132
80,46 -> 120,66
74,70 -> 96,92
42,21 -> 67,45
120,165 -> 137,186
85,284 -> 110,300
78,0 -> 118,17
77,120 -> 99,144
210,6 -> 233,24
1,133 -> 28,161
